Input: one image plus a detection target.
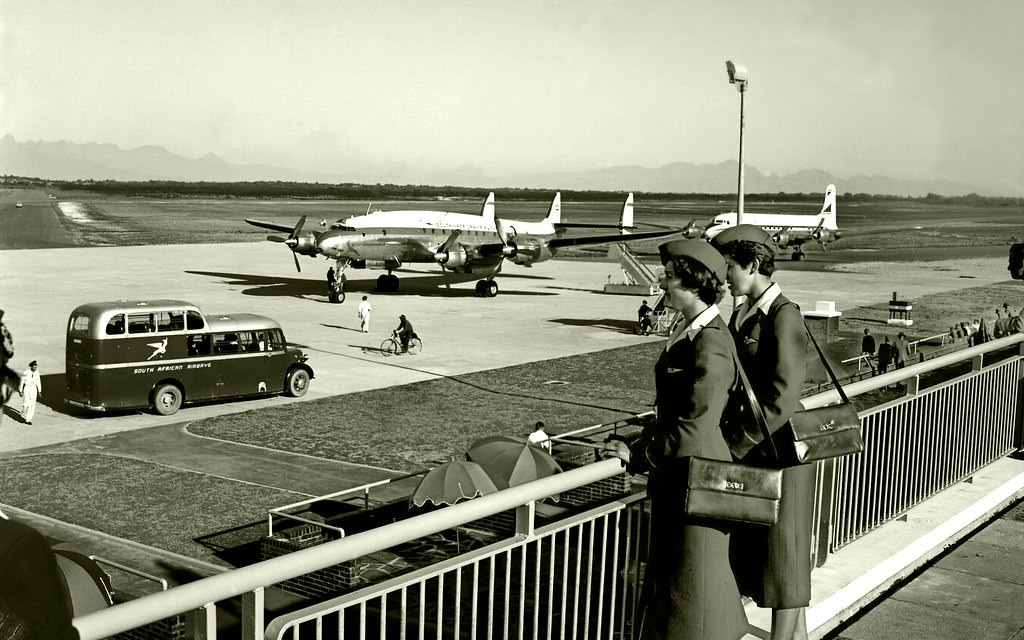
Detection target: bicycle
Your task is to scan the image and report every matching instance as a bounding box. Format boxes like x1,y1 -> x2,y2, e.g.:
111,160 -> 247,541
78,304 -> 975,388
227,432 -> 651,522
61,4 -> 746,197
381,331 -> 422,356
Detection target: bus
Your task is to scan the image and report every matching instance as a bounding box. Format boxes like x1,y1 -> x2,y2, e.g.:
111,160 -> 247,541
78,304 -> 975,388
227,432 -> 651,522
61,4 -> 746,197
66,299 -> 314,415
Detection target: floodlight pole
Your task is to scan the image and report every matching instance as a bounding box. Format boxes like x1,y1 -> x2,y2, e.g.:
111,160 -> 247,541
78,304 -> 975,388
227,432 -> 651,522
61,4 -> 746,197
736,83 -> 746,226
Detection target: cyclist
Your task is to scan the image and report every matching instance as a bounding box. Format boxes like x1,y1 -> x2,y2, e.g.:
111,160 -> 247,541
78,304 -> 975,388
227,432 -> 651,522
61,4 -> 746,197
395,314 -> 414,353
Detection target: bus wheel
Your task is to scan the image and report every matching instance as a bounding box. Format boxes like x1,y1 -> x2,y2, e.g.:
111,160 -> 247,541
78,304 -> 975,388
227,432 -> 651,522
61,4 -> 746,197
152,384 -> 183,416
286,368 -> 310,397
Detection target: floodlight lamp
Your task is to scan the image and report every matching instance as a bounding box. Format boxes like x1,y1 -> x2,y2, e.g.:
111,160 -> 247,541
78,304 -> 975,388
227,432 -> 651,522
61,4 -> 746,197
725,60 -> 749,90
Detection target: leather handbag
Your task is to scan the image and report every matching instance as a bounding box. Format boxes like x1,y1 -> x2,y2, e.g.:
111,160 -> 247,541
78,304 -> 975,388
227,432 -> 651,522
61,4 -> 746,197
684,456 -> 782,525
684,360 -> 782,525
788,327 -> 864,463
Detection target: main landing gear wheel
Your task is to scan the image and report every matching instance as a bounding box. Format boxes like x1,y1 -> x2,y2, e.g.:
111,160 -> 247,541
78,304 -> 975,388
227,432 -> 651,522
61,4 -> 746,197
328,284 -> 345,304
791,251 -> 805,262
286,368 -> 310,397
376,274 -> 399,292
475,279 -> 498,297
152,383 -> 183,416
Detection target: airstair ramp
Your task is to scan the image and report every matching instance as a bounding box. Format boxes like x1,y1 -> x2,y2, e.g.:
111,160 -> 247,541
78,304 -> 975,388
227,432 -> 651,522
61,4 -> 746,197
603,243 -> 660,296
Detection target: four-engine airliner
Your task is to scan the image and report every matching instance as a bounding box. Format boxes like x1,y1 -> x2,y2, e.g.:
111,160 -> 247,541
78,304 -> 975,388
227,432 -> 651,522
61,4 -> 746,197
246,192 -> 680,300
702,184 -> 842,260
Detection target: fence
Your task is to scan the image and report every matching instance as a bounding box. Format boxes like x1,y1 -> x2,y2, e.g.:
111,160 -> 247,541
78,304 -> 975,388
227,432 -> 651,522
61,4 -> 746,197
72,335 -> 1024,640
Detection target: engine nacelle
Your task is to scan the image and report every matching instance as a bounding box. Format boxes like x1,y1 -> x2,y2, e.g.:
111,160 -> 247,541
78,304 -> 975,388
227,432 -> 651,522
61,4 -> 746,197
291,233 -> 319,257
435,248 -> 469,269
813,228 -> 838,243
772,232 -> 792,247
510,241 -> 547,266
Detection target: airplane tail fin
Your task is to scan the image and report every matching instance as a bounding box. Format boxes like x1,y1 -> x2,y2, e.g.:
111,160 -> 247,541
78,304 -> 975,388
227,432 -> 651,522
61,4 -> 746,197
619,193 -> 634,234
819,184 -> 837,226
481,192 -> 495,222
543,192 -> 561,225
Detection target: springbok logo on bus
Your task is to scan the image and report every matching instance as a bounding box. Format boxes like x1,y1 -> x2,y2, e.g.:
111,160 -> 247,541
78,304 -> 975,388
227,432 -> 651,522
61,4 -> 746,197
147,338 -> 168,361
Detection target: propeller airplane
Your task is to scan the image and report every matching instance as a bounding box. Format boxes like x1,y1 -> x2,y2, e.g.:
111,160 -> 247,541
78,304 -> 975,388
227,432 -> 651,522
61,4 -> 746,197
702,184 -> 842,260
246,192 -> 681,301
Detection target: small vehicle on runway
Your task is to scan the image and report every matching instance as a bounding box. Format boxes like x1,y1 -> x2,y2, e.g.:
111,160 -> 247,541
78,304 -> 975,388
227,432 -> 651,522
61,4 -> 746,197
65,299 -> 313,415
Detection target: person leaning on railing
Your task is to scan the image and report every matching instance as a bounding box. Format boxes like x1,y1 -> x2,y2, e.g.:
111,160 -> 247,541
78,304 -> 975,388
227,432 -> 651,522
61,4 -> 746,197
604,239 -> 748,640
711,225 -> 812,640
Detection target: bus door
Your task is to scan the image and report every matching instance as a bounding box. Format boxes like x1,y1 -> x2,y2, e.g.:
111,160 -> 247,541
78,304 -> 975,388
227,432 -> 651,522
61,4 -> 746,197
210,330 -> 270,397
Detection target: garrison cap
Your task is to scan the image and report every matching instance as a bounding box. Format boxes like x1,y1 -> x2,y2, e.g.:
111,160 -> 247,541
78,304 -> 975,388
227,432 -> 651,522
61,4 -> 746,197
659,239 -> 727,282
709,224 -> 777,252
29,360 -> 37,367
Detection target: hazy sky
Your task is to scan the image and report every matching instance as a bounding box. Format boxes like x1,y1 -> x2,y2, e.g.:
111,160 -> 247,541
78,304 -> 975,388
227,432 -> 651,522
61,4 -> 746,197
2,1 -> 1022,191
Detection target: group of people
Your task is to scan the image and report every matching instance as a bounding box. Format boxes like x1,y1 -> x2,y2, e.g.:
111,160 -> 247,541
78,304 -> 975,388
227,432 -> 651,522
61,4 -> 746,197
0,309 -> 43,426
952,305 -> 1024,346
605,225 -> 813,640
860,328 -> 910,374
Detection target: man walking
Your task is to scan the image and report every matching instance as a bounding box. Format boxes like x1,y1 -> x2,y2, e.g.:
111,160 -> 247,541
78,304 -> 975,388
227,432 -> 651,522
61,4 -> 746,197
19,360 -> 41,425
861,328 -> 876,372
357,296 -> 372,333
877,336 -> 893,375
894,333 -> 910,369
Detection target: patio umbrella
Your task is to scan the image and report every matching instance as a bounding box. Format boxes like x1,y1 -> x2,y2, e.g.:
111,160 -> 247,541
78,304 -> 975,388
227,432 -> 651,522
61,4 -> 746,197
467,435 -> 563,490
52,548 -> 114,616
411,459 -> 499,507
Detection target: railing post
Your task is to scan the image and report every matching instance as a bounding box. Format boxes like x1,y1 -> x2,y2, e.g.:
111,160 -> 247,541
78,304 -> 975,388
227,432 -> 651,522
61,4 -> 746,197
812,458 -> 835,568
242,588 -> 264,640
515,500 -> 537,537
191,603 -> 217,640
972,354 -> 984,371
905,375 -> 920,396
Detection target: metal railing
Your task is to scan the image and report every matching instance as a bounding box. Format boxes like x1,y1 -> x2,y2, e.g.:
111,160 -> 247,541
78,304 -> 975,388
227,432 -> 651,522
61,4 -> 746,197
72,335 -> 1024,640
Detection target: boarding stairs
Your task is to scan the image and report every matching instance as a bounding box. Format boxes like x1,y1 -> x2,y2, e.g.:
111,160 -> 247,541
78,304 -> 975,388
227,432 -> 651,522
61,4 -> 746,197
603,243 -> 660,296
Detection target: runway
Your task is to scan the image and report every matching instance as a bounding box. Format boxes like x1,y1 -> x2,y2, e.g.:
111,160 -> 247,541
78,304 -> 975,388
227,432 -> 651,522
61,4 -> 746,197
0,239 -> 1013,452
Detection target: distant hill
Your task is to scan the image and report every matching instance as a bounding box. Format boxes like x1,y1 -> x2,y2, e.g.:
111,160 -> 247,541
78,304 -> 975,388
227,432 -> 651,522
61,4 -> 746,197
0,135 -> 1012,197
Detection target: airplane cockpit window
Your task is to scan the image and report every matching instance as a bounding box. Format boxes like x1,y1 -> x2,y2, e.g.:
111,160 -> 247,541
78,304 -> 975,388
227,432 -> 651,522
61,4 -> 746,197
186,310 -> 205,330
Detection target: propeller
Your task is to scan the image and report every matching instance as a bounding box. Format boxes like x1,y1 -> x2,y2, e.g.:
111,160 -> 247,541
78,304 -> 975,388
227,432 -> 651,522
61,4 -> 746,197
494,218 -> 517,259
433,230 -> 462,289
269,216 -> 307,272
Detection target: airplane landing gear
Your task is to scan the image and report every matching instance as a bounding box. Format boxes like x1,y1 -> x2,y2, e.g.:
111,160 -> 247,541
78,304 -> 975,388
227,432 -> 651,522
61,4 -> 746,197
377,274 -> 400,292
791,249 -> 806,261
328,281 -> 346,304
475,279 -> 498,297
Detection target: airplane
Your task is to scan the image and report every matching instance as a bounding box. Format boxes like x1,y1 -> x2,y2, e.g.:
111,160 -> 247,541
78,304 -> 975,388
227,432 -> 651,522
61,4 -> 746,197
245,192 -> 680,300
702,184 -> 842,260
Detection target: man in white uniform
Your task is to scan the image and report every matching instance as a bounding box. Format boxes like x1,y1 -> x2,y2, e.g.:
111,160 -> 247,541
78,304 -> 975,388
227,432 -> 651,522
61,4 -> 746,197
19,360 -> 41,425
357,296 -> 372,333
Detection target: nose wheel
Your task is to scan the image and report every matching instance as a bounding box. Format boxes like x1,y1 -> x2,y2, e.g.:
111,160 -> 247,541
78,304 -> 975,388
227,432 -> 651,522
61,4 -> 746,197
474,279 -> 498,297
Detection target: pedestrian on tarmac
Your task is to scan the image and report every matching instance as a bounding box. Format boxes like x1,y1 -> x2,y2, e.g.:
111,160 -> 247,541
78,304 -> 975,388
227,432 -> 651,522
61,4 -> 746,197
877,336 -> 893,374
711,225 -> 812,640
637,300 -> 653,335
18,361 -> 41,425
357,296 -> 372,333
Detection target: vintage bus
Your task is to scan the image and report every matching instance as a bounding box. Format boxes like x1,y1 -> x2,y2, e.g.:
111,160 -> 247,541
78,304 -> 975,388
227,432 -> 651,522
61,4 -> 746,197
66,299 -> 314,415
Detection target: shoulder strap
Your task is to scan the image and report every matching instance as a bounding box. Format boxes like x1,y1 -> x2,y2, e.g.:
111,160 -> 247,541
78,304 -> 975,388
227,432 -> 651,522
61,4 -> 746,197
803,324 -> 851,403
727,343 -> 781,462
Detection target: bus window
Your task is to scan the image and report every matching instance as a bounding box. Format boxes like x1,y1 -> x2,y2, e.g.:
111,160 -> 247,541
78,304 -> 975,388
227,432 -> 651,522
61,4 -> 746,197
69,313 -> 91,335
266,329 -> 283,351
186,310 -> 205,330
157,310 -> 185,332
187,334 -> 211,356
214,333 -> 240,354
127,313 -> 155,334
105,315 -> 125,335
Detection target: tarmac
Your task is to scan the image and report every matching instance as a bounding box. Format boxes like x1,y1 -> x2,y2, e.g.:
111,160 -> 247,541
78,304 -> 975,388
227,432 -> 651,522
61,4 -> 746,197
1,239 -> 1023,638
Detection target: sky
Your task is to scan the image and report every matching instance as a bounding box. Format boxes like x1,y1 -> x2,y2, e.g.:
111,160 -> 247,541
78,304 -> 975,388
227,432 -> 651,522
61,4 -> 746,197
2,1 -> 1022,193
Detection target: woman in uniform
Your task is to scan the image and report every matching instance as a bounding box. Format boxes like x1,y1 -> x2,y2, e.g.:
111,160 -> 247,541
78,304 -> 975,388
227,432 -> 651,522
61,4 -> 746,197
606,238 -> 748,640
711,224 -> 812,640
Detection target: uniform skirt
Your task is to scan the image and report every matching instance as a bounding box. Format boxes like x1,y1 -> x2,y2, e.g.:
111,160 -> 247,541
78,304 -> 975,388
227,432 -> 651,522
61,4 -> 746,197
729,462 -> 815,609
641,475 -> 748,640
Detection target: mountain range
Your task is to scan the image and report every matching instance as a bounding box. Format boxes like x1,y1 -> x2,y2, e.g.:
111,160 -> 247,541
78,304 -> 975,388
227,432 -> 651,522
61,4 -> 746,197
0,135 -> 1010,197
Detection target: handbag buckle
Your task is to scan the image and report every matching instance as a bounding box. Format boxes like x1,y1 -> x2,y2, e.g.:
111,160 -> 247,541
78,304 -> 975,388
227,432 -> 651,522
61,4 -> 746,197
819,419 -> 836,432
725,480 -> 745,491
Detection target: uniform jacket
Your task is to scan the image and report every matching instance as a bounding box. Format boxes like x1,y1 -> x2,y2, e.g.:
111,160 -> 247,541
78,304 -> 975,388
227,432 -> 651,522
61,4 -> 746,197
629,314 -> 736,474
727,294 -> 807,464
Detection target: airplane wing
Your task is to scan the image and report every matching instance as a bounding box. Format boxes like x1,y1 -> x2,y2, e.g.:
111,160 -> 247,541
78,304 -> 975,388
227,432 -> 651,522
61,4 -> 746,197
245,219 -> 298,234
547,225 -> 680,249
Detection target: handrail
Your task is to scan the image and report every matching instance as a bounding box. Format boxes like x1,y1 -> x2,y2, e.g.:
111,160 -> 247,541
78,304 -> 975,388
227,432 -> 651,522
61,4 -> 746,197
89,556 -> 169,591
74,459 -> 625,640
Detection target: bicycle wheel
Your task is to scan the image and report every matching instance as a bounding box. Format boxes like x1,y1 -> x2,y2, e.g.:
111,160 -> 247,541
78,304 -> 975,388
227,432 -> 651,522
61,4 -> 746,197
406,337 -> 422,355
380,338 -> 398,357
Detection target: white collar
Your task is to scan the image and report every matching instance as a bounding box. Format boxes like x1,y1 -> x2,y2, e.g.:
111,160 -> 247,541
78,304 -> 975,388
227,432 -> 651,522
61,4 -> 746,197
734,282 -> 781,328
667,304 -> 721,350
